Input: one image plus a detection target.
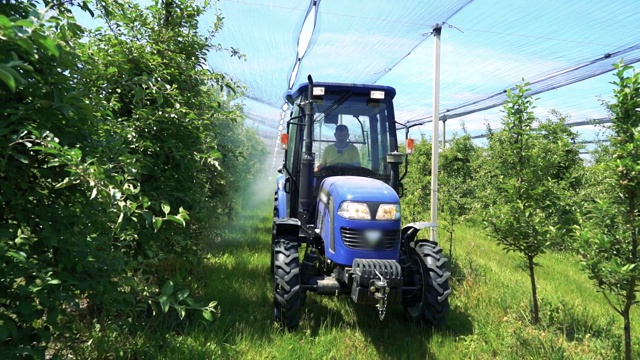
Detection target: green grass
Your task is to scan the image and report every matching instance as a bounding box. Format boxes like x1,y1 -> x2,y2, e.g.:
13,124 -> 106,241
76,194 -> 639,359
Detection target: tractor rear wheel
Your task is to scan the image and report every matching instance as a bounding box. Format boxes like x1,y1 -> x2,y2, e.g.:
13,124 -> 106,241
403,241 -> 451,326
273,238 -> 302,329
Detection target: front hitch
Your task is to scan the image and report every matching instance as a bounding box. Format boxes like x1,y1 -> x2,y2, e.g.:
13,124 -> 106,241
369,270 -> 389,320
350,259 -> 402,319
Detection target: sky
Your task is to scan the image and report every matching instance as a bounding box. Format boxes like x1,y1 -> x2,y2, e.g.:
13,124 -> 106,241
71,0 -> 640,151
206,0 -> 640,151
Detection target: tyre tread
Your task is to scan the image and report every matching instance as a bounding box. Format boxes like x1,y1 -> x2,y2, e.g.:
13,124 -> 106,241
404,240 -> 451,326
273,238 -> 302,329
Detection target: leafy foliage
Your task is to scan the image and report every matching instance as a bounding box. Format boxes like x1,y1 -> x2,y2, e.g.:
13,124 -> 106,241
401,136 -> 432,223
481,82 -> 582,324
1,1 -> 265,357
439,131 -> 479,258
574,62 -> 640,360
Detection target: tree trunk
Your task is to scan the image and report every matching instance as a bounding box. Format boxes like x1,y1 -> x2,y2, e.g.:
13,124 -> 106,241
624,194 -> 636,360
623,308 -> 632,360
449,227 -> 454,260
527,254 -> 539,324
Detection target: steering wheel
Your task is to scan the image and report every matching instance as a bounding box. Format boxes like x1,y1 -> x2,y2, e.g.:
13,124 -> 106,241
315,164 -> 377,178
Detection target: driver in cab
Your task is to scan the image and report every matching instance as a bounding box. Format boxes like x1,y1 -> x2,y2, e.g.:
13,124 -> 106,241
316,124 -> 361,170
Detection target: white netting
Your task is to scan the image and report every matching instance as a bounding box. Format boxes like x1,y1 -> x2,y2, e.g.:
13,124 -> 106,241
207,0 -> 640,143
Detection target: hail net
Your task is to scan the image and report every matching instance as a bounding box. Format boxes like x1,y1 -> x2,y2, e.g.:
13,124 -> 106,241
207,0 -> 640,149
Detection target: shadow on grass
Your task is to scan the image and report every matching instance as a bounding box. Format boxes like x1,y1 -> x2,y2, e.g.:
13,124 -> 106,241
349,297 -> 474,359
199,248 -> 274,328
354,305 -> 437,359
299,295 -> 348,335
331,253 -> 476,359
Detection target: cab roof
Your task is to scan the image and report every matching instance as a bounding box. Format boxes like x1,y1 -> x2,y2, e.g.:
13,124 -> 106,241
286,82 -> 397,105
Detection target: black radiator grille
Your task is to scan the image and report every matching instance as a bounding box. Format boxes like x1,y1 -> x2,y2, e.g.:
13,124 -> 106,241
340,228 -> 400,250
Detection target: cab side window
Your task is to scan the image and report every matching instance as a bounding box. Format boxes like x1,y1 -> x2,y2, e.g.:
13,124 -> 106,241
285,102 -> 302,171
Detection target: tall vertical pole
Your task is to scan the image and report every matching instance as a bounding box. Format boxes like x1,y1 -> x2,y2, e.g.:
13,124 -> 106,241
442,117 -> 446,150
430,24 -> 442,243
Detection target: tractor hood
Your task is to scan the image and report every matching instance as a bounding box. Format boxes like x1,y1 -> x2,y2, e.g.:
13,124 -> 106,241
318,176 -> 399,205
316,176 -> 401,266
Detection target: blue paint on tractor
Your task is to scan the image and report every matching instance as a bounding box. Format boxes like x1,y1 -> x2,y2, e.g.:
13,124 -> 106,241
316,176 -> 400,265
319,176 -> 399,203
275,174 -> 287,219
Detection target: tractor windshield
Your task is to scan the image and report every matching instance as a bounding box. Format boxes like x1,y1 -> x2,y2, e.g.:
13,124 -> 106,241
308,89 -> 396,178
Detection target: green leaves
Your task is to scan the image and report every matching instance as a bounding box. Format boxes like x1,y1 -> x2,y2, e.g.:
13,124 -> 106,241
152,205 -> 189,232
400,136 -> 432,223
32,31 -> 59,57
574,63 -> 640,313
155,281 -> 215,321
571,63 -> 640,359
202,309 -> 214,321
7,250 -> 27,262
161,203 -> 170,215
0,66 -> 17,92
153,217 -> 163,232
161,280 -> 174,296
0,6 -> 59,93
159,295 -> 170,313
478,82 -> 584,324
1,0 -> 262,356
176,289 -> 190,301
166,215 -> 185,226
483,83 -> 581,256
0,63 -> 27,92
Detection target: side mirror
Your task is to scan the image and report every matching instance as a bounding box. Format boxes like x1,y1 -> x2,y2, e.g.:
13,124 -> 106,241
387,151 -> 405,194
277,166 -> 283,174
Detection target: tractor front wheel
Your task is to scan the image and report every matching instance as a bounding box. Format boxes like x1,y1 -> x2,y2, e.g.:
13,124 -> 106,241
403,241 -> 451,326
273,238 -> 302,329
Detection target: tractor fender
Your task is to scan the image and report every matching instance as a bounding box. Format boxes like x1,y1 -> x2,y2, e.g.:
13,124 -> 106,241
401,222 -> 436,251
274,217 -> 302,239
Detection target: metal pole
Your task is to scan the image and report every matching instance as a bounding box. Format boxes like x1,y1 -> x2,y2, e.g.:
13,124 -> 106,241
430,24 -> 442,243
441,116 -> 446,150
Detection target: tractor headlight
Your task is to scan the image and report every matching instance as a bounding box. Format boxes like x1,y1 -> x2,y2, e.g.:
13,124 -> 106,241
376,204 -> 400,220
338,202 -> 371,220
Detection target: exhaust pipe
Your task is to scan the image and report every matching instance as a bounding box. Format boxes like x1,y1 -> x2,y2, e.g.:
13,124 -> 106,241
299,75 -> 315,222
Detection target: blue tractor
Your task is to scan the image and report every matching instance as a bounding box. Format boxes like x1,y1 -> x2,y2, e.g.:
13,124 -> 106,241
272,76 -> 451,329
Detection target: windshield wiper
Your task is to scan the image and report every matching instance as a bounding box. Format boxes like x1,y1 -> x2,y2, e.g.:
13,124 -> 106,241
315,91 -> 353,122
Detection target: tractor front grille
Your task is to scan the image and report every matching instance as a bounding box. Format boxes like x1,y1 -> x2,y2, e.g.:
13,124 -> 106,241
340,228 -> 400,250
